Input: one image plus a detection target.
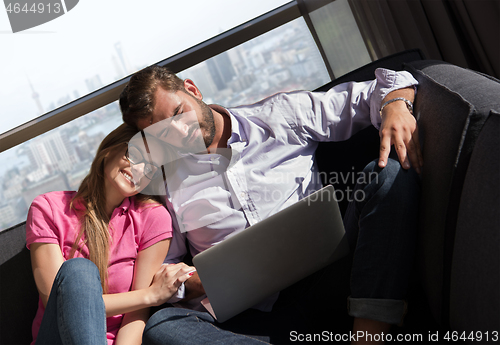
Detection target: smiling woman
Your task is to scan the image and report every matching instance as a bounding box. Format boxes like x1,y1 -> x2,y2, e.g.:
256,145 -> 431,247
26,123 -> 196,345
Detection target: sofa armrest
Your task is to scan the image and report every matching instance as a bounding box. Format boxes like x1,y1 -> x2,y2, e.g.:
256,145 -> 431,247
0,222 -> 39,345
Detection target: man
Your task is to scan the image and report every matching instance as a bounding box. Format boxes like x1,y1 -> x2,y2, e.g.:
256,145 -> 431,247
120,65 -> 421,344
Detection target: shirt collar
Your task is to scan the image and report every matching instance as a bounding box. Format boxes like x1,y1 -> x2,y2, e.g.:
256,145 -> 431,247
117,197 -> 132,215
208,104 -> 246,146
72,195 -> 132,216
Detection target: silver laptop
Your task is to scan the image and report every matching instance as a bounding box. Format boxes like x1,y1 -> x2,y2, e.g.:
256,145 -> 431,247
192,185 -> 349,322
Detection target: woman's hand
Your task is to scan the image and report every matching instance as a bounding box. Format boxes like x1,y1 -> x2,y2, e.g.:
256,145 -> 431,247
148,263 -> 196,306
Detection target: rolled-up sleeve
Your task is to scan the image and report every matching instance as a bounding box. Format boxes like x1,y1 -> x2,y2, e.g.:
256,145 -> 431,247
369,68 -> 418,129
26,195 -> 60,249
137,204 -> 173,252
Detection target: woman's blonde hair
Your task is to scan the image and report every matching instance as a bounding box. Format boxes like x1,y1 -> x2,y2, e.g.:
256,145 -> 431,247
69,123 -> 161,293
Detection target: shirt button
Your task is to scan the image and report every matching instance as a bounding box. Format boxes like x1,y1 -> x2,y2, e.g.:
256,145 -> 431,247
240,192 -> 246,198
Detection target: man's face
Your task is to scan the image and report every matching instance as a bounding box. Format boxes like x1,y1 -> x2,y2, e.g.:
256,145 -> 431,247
136,85 -> 215,152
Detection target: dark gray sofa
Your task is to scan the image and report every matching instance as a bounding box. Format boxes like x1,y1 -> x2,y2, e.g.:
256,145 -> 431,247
407,61 -> 500,338
1,50 -> 498,344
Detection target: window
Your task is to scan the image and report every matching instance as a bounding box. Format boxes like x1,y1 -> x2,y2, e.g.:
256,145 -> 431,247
0,0 -> 373,231
178,18 -> 330,107
309,0 -> 371,77
0,0 -> 289,135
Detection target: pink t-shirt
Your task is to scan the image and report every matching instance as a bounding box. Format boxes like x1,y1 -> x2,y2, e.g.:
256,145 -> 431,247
26,191 -> 172,345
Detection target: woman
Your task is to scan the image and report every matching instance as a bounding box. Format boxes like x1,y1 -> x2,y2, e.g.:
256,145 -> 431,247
26,123 -> 194,345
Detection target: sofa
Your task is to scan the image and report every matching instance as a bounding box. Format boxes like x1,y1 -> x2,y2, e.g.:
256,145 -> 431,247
1,50 -> 498,344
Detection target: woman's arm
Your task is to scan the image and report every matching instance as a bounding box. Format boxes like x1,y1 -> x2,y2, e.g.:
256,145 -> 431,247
30,240 -> 190,309
112,239 -> 169,345
113,239 -> 195,345
30,242 -> 65,307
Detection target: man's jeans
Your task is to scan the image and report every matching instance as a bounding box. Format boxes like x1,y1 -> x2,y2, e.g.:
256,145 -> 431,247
144,158 -> 420,343
344,158 -> 419,324
35,258 -> 107,345
143,308 -> 269,344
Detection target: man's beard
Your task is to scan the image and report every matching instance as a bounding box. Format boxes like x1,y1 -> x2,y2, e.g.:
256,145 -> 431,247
197,98 -> 216,149
180,97 -> 216,152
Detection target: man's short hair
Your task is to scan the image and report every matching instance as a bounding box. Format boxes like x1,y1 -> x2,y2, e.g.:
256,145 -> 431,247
120,65 -> 184,127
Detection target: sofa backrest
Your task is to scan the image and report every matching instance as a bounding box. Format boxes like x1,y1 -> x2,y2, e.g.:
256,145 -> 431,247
449,111 -> 500,339
405,61 -> 500,331
0,222 -> 38,345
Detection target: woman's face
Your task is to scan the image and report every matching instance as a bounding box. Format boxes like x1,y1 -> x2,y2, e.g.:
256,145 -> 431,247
127,132 -> 174,197
103,145 -> 150,198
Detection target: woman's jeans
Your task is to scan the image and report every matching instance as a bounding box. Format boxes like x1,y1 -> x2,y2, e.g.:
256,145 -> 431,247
35,258 -> 107,345
143,158 -> 420,343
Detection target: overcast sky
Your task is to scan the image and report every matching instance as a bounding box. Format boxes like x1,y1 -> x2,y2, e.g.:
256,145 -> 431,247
0,0 -> 288,136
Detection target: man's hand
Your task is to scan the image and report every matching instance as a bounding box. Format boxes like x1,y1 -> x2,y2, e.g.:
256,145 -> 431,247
183,271 -> 206,301
378,88 -> 423,174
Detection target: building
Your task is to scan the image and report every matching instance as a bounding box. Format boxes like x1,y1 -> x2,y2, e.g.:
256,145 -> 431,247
23,130 -> 79,176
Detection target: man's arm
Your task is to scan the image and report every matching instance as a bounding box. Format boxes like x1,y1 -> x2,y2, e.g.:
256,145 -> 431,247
281,68 -> 419,147
378,87 -> 422,173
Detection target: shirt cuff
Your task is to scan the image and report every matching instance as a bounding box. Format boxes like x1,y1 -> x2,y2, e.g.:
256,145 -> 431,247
370,68 -> 419,129
167,282 -> 186,303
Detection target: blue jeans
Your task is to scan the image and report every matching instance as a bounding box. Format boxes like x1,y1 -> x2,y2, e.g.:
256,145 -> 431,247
344,158 -> 420,324
35,258 -> 107,345
143,308 -> 269,344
